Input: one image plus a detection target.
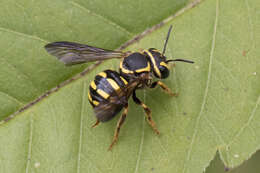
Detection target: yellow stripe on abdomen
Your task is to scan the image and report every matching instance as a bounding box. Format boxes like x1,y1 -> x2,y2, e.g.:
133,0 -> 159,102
107,78 -> 120,90
97,72 -> 107,78
97,89 -> 110,99
92,100 -> 99,106
88,92 -> 92,101
90,81 -> 97,90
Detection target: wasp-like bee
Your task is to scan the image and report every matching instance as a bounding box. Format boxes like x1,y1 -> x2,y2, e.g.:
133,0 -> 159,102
44,26 -> 194,150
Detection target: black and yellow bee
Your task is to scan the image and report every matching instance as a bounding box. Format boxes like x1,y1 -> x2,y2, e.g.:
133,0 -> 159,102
44,26 -> 194,150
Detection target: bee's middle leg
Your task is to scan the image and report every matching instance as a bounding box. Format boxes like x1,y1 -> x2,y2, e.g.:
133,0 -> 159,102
132,90 -> 159,134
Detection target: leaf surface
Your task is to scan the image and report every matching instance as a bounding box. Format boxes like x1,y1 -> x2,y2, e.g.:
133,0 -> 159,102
0,0 -> 259,173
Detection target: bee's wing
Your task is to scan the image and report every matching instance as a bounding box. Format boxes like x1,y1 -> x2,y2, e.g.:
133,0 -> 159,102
45,41 -> 129,65
94,80 -> 139,122
94,96 -> 125,122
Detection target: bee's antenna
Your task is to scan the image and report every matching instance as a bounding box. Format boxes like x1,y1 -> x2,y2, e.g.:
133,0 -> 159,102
166,59 -> 194,64
162,25 -> 173,55
163,26 -> 194,64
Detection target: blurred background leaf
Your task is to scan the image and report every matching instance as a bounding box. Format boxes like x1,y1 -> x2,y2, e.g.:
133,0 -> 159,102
0,0 -> 259,173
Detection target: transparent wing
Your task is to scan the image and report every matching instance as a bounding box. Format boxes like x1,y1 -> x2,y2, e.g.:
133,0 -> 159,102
45,41 -> 128,65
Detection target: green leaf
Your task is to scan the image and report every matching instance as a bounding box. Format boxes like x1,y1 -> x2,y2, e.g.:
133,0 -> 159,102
0,0 -> 188,119
0,0 -> 259,173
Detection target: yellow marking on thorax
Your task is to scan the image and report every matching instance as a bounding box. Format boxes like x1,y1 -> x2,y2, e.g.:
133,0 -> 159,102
107,78 -> 120,90
135,62 -> 150,73
120,76 -> 128,85
90,81 -> 97,90
97,89 -> 110,99
120,61 -> 133,74
120,52 -> 150,74
97,72 -> 107,78
144,50 -> 161,78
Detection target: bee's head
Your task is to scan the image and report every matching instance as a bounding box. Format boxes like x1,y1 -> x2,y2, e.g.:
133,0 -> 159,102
147,25 -> 194,79
144,48 -> 169,79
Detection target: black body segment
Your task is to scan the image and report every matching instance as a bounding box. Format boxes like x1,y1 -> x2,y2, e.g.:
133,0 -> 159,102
120,52 -> 151,80
121,53 -> 149,72
104,69 -> 128,87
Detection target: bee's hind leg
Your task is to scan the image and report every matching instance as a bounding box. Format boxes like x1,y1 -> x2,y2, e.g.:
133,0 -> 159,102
91,119 -> 100,128
108,104 -> 128,150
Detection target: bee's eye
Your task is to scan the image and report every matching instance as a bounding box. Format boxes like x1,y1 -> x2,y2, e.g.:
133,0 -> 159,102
159,65 -> 169,79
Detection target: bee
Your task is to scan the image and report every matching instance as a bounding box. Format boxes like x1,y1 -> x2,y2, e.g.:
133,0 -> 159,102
44,25 -> 194,150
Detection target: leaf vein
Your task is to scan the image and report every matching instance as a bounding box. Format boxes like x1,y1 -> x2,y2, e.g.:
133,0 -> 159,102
134,94 -> 146,173
204,116 -> 226,145
0,91 -> 24,105
69,1 -> 133,37
245,0 -> 255,49
25,114 -> 33,173
0,56 -> 42,94
81,155 -> 103,173
182,0 -> 219,172
77,82 -> 87,173
228,95 -> 260,146
215,60 -> 240,86
0,27 -> 48,43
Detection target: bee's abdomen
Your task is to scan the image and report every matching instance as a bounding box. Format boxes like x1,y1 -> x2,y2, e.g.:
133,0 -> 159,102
88,70 -> 128,107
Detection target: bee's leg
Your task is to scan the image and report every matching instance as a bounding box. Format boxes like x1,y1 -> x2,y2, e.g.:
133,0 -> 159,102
109,104 -> 128,150
132,90 -> 160,135
91,119 -> 100,128
150,81 -> 178,97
